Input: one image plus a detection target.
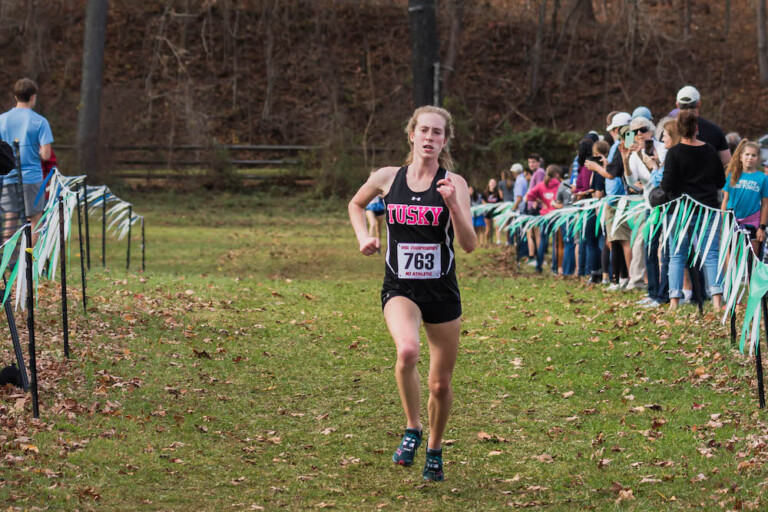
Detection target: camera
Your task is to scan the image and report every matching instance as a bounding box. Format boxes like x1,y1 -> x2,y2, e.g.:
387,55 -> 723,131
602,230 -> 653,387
644,139 -> 654,156
588,155 -> 603,164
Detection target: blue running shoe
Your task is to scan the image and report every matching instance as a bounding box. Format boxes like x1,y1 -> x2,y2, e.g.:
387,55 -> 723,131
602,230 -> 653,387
422,448 -> 444,481
392,428 -> 422,466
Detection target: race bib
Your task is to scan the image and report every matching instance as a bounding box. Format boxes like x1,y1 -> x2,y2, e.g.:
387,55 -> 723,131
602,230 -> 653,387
397,243 -> 441,279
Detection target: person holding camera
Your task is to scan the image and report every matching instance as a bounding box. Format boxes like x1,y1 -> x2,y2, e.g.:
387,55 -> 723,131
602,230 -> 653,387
622,116 -> 669,302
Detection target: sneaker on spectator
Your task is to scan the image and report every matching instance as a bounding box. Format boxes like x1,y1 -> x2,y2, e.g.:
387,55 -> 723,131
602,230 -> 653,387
643,299 -> 663,308
527,259 -> 537,267
635,296 -> 653,305
601,278 -> 610,285
607,282 -> 622,291
618,278 -> 629,290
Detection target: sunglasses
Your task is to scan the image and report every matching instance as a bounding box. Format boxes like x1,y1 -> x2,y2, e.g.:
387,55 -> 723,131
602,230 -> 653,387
632,127 -> 650,135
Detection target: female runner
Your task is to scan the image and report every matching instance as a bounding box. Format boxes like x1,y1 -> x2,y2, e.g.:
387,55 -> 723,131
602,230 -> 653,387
348,106 -> 476,482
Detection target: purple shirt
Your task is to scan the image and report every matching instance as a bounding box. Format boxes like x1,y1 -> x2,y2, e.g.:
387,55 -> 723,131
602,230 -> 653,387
527,168 -> 545,210
574,165 -> 592,194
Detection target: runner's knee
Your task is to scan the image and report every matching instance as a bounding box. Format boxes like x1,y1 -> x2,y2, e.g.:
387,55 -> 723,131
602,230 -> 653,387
396,342 -> 419,368
428,378 -> 452,400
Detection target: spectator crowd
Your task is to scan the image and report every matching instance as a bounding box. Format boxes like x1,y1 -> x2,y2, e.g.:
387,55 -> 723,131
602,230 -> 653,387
470,85 -> 768,312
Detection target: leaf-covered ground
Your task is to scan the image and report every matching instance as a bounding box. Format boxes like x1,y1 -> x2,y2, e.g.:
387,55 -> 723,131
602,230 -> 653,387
1,190 -> 768,511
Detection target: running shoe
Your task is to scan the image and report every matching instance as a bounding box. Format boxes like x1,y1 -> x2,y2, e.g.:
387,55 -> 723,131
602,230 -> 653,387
635,296 -> 653,305
422,448 -> 444,481
392,428 -> 422,467
606,282 -> 622,291
642,299 -> 663,308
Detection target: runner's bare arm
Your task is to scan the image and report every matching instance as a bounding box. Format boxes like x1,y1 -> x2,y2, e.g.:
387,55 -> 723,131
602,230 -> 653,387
348,167 -> 398,256
438,173 -> 476,253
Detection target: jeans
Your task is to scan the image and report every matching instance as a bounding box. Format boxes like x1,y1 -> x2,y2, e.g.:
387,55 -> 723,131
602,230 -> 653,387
578,239 -> 587,276
536,226 -> 551,272
515,231 -> 527,261
584,214 -> 602,281
645,219 -> 669,303
668,212 -> 723,299
562,229 -> 576,275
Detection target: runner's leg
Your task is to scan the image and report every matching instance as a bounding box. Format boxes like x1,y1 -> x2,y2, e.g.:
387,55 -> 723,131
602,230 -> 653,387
423,317 -> 460,450
384,297 -> 423,431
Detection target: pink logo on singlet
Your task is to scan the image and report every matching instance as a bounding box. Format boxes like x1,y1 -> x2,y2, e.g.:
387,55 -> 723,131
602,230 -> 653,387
387,204 -> 443,226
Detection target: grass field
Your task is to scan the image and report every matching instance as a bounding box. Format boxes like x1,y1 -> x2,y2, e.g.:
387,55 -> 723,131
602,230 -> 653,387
1,189 -> 768,511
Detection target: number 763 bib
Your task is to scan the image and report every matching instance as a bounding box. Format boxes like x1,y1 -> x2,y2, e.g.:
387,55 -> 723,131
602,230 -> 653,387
397,243 -> 441,279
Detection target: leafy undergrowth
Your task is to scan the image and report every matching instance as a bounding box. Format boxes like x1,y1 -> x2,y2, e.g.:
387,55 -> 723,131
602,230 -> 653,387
1,191 -> 768,510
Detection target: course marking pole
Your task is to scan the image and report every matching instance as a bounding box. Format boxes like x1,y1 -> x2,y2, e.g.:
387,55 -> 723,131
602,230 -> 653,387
83,181 -> 90,270
141,217 -> 145,272
24,222 -> 38,418
126,206 -> 132,270
76,186 -> 87,314
59,195 -> 69,359
102,190 -> 106,267
14,139 -> 38,417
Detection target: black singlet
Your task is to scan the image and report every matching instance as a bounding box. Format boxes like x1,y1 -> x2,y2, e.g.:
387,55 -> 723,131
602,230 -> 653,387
381,166 -> 460,305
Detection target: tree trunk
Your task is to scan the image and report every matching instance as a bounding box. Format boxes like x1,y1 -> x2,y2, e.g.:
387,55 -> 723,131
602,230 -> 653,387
682,0 -> 691,41
261,0 -> 278,123
557,0 -> 594,47
570,0 -> 595,23
408,0 -> 440,107
758,0 -> 768,86
441,0 -> 464,98
76,0 -> 109,178
550,0 -> 560,41
723,0 -> 731,39
529,0 -> 548,99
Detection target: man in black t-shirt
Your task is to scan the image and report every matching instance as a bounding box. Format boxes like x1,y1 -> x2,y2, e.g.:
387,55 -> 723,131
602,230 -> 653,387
675,85 -> 731,166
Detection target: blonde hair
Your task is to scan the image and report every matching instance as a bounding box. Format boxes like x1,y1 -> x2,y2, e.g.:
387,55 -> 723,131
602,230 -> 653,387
592,140 -> 610,157
545,164 -> 561,187
404,106 -> 455,171
727,139 -> 761,187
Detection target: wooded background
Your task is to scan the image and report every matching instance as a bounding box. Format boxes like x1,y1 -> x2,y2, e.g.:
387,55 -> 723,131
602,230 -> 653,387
0,0 -> 767,183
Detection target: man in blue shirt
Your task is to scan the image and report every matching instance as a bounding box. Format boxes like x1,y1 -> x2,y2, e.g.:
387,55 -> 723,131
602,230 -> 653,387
0,78 -> 54,239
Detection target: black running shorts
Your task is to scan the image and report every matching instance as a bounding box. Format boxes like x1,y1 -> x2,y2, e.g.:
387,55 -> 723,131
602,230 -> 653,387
381,289 -> 461,324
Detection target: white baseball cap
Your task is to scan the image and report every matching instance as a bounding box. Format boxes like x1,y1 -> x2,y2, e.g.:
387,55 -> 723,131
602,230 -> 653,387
510,163 -> 524,174
676,85 -> 700,106
607,112 -> 632,131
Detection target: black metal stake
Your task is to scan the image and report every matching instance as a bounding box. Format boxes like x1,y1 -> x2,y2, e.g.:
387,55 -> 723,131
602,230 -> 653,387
14,139 -> 37,417
102,191 -> 106,267
83,181 -> 90,271
753,243 -> 767,409
3,268 -> 28,391
8,139 -> 29,394
141,217 -> 145,272
24,224 -> 38,418
126,206 -> 132,270
59,197 -> 69,359
76,187 -> 87,314
758,297 -> 767,409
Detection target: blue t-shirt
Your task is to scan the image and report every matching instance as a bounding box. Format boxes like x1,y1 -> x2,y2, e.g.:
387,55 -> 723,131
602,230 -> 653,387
570,155 -> 579,185
724,170 -> 768,220
604,140 -> 625,196
513,174 -> 528,213
651,166 -> 664,188
0,107 -> 54,184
